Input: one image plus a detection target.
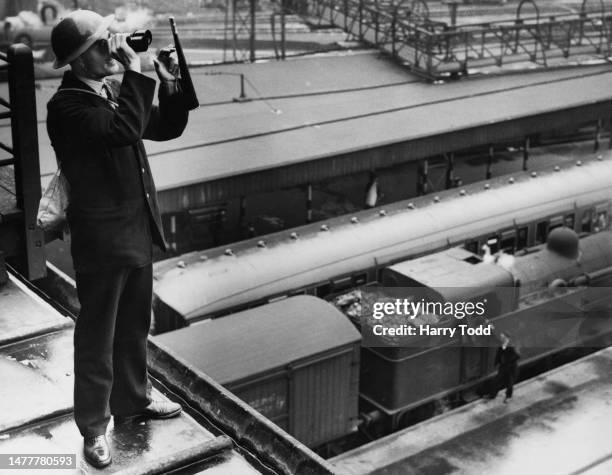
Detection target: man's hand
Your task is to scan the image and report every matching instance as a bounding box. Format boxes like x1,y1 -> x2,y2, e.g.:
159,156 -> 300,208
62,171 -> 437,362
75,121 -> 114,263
109,34 -> 141,73
153,46 -> 180,82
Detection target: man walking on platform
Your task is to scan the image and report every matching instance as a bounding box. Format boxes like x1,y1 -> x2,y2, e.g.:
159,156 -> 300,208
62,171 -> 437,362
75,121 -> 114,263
47,10 -> 189,468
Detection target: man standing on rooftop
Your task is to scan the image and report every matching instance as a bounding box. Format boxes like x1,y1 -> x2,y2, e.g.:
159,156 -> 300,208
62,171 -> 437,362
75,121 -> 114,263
47,9 -> 190,468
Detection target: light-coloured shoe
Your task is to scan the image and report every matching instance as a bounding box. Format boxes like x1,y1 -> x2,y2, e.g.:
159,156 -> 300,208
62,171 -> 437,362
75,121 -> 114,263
114,400 -> 182,423
142,400 -> 182,419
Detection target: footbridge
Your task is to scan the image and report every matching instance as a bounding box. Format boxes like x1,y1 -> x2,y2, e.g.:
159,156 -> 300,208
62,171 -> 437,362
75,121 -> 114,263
307,0 -> 612,78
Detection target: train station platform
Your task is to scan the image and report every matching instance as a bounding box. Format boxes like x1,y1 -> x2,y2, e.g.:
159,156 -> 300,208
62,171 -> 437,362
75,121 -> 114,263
2,50 -> 612,215
331,346 -> 612,475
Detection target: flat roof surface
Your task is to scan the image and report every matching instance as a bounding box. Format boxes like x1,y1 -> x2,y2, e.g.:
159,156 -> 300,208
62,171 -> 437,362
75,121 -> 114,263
332,345 -> 612,474
0,402 -> 231,475
150,62 -> 612,190
153,295 -> 361,385
0,284 -> 225,472
3,50 -> 612,191
0,272 -> 72,346
0,329 -> 74,433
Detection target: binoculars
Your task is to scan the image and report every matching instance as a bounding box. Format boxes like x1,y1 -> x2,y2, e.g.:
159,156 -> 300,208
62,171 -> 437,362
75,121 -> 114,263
126,30 -> 152,52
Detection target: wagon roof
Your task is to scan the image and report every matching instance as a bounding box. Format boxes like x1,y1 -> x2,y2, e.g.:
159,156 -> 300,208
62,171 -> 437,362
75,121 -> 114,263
153,295 -> 361,384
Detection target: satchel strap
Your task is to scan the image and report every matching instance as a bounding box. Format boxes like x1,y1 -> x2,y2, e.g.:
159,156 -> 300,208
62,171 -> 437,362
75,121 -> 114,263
55,88 -> 119,108
52,88 -> 120,171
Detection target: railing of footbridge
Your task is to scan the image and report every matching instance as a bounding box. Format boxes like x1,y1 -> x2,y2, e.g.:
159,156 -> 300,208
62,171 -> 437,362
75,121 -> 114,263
307,0 -> 612,78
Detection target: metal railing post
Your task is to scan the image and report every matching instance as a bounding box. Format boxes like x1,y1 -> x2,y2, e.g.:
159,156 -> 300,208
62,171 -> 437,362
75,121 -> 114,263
426,31 -> 434,78
391,9 -> 396,56
359,0 -> 364,39
7,44 -> 45,280
280,0 -> 286,59
250,0 -> 257,61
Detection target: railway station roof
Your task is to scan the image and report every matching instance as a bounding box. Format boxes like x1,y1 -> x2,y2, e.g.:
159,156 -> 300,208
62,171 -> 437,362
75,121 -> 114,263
10,50 -> 612,213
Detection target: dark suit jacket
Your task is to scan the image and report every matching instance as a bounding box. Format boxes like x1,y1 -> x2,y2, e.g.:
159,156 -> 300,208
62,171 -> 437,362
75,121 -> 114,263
494,345 -> 520,373
47,70 -> 188,272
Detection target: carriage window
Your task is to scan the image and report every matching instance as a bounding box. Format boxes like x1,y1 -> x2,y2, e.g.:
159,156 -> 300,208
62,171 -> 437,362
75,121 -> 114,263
486,236 -> 499,254
549,216 -> 564,232
332,276 -> 353,292
564,213 -> 575,230
268,295 -> 288,304
596,211 -> 608,230
516,226 -> 528,249
581,209 -> 593,233
316,283 -> 331,297
465,240 -> 479,254
500,231 -> 516,254
536,220 -> 548,244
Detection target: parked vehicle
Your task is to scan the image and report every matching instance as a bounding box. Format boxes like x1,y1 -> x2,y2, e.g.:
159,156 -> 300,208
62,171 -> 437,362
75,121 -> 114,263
0,1 -> 61,50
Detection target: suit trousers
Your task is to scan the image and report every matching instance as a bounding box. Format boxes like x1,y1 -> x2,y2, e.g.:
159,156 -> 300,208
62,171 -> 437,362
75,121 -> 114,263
74,264 -> 153,437
488,367 -> 517,399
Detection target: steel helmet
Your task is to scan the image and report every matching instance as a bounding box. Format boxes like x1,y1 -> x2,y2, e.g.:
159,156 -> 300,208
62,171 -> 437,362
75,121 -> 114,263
51,10 -> 115,69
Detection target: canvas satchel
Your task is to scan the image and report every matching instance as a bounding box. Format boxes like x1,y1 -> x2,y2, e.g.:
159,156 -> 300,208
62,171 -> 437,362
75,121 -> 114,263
37,167 -> 69,233
37,88 -> 116,235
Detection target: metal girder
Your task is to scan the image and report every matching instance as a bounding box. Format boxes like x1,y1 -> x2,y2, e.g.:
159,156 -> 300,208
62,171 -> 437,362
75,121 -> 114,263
224,0 -> 291,62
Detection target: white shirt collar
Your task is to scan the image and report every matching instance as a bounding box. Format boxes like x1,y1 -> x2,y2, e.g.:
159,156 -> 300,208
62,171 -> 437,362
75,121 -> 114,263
75,75 -> 106,96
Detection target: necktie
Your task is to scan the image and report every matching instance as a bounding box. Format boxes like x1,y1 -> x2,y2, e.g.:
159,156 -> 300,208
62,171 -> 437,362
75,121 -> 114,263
101,82 -> 112,101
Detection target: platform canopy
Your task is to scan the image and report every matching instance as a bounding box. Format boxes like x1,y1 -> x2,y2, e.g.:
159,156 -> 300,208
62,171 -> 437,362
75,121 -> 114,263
24,50 -> 612,214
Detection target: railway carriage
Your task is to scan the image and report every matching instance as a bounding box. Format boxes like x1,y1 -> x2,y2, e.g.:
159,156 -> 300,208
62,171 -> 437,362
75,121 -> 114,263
153,157 -> 612,332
